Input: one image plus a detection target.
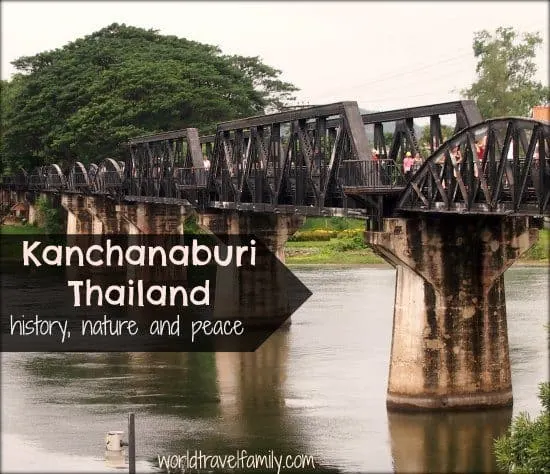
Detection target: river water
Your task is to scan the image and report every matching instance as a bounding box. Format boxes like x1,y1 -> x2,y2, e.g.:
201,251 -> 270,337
1,264 -> 548,473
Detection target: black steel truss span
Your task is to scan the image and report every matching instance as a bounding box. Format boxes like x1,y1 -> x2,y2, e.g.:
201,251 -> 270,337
125,128 -> 205,201
207,102 -> 370,211
397,118 -> 550,216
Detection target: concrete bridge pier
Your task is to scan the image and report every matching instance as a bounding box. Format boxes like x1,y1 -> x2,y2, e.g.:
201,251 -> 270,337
62,195 -> 96,234
63,197 -> 188,235
0,189 -> 10,206
119,202 -> 187,235
197,211 -> 304,263
197,210 -> 305,327
26,192 -> 41,226
365,215 -> 538,410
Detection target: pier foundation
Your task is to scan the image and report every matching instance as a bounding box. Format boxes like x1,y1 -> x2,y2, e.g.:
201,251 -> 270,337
365,216 -> 538,410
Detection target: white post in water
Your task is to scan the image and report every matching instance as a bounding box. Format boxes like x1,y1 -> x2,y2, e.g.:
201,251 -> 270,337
105,431 -> 125,469
105,413 -> 136,473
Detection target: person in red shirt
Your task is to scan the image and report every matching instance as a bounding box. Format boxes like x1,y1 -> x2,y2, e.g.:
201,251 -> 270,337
474,139 -> 484,178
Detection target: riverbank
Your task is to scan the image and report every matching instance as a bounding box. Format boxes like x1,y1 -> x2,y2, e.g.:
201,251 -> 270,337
285,240 -> 383,265
2,223 -> 548,266
284,236 -> 549,266
286,218 -> 548,265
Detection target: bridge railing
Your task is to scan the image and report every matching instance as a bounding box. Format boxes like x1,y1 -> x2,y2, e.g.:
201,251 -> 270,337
68,171 -> 89,190
0,175 -> 26,190
174,167 -> 209,189
97,171 -> 123,191
339,159 -> 406,189
28,172 -> 46,191
46,174 -> 66,191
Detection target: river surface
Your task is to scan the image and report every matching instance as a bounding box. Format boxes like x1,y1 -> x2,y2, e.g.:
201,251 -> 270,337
1,264 -> 548,473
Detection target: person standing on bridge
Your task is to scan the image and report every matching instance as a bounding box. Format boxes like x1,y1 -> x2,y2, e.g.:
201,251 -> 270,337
201,155 -> 211,187
403,151 -> 414,181
412,152 -> 423,173
371,149 -> 381,186
474,139 -> 485,178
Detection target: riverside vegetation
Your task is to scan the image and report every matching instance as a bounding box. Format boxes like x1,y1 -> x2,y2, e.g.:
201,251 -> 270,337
1,216 -> 549,265
283,217 -> 549,266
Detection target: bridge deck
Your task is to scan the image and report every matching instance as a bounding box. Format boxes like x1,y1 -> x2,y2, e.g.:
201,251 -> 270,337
343,186 -> 405,195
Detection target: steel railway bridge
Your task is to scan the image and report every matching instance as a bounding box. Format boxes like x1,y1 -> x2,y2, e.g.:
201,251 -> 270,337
2,100 -> 548,228
1,99 -> 549,412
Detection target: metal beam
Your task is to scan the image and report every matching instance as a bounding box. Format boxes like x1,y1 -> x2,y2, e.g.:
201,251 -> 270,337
360,101 -> 482,125
128,129 -> 190,145
216,102 -> 357,131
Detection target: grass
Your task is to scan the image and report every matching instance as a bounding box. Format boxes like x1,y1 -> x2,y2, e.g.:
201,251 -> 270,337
285,238 -> 385,265
0,224 -> 43,235
299,217 -> 364,231
524,228 -> 549,262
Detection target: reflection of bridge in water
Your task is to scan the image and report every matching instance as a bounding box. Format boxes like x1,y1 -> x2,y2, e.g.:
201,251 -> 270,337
2,100 -> 549,412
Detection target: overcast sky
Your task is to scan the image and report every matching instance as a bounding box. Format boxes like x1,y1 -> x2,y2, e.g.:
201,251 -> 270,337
1,1 -> 548,113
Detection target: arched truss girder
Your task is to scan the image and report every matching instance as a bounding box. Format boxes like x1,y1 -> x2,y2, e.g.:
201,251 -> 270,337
88,164 -> 99,186
45,163 -> 67,191
397,118 -> 550,216
94,158 -> 124,195
67,162 -> 90,191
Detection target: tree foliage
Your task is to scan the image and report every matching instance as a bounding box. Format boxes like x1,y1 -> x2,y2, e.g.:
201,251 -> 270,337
494,382 -> 550,473
1,23 -> 298,172
462,26 -> 549,119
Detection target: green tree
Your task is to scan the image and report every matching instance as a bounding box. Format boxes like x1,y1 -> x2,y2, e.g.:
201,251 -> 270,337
2,23 -> 298,170
228,55 -> 298,113
494,381 -> 550,473
462,26 -> 549,119
1,76 -> 28,174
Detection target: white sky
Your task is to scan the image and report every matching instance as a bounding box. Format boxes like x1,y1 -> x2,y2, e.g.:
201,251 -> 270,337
1,1 -> 548,113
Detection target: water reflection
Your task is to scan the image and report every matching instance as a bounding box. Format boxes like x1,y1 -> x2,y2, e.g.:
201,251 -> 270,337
215,329 -> 290,441
17,329 -> 328,471
388,408 -> 512,473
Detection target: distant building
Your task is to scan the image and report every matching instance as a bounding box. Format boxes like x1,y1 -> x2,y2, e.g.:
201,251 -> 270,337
532,105 -> 549,122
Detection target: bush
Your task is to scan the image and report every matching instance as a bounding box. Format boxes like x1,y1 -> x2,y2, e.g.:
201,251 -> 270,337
299,217 -> 364,231
336,229 -> 364,239
289,229 -> 338,242
328,233 -> 366,252
523,229 -> 549,260
183,214 -> 203,233
328,217 -> 348,231
494,382 -> 550,473
36,196 -> 63,234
